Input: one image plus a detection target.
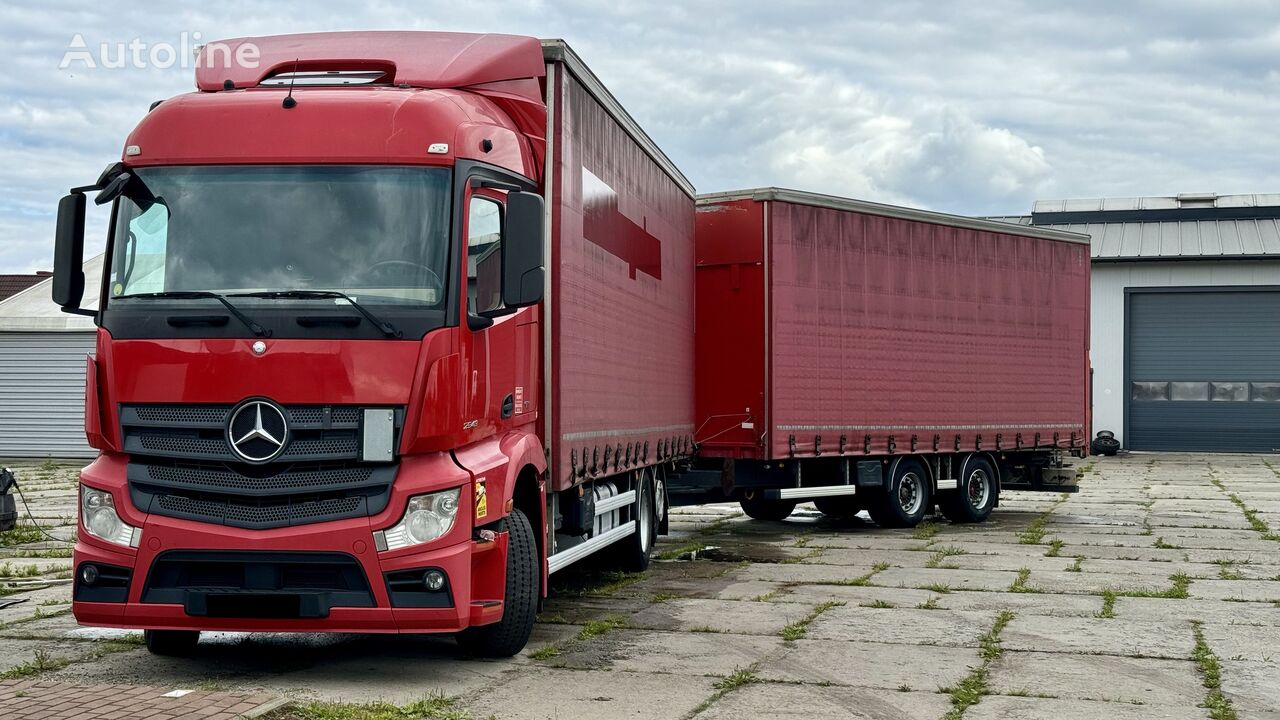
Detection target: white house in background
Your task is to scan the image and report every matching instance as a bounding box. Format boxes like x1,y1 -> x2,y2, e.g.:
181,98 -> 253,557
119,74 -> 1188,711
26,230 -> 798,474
0,254 -> 104,459
999,193 -> 1280,453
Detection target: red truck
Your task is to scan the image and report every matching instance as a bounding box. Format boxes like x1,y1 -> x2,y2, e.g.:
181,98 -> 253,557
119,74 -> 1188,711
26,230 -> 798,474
50,32 -> 694,657
682,188 -> 1090,524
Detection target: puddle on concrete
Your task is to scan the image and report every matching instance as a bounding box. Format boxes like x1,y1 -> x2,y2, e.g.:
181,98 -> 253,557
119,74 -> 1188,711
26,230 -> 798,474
678,544 -> 796,564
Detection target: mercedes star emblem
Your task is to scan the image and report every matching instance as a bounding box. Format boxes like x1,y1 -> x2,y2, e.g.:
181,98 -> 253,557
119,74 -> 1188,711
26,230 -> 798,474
252,340 -> 267,355
226,399 -> 289,463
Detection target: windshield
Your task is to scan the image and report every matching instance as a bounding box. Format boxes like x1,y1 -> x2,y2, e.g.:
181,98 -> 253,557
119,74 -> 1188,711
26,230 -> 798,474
107,166 -> 451,306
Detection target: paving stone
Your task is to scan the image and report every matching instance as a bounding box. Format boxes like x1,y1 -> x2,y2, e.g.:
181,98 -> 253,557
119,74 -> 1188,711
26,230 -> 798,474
548,628 -> 782,676
736,562 -> 882,585
1188,579 -> 1280,602
626,597 -> 808,635
697,683 -> 952,720
462,667 -> 716,719
1028,570 -> 1175,595
1114,596 -> 1280,626
1000,615 -> 1195,659
775,584 -> 936,608
1220,659 -> 1280,712
1199,623 -> 1280,663
873,566 -> 1023,592
989,650 -> 1202,706
932,588 -> 1103,617
806,605 -> 990,647
757,638 -> 978,690
966,694 -> 1213,719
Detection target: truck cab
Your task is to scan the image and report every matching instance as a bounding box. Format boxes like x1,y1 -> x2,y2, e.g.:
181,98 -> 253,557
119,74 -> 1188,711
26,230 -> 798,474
53,32 -> 574,658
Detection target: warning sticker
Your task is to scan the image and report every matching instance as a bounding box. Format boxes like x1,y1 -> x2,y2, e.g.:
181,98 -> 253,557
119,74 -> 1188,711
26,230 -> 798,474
514,386 -> 524,414
474,478 -> 488,520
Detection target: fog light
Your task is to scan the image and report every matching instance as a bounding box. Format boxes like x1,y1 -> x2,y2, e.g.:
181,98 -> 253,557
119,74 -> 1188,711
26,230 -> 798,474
423,570 -> 446,591
80,564 -> 99,585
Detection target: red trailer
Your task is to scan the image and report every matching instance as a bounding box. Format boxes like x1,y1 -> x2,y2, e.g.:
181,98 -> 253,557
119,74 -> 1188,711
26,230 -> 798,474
49,32 -> 693,658
685,188 -> 1090,525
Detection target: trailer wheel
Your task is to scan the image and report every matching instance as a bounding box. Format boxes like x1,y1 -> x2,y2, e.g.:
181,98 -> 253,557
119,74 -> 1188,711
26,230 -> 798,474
614,469 -> 658,572
456,508 -> 539,658
869,459 -> 931,528
144,629 -> 200,656
739,492 -> 796,521
814,496 -> 863,520
940,456 -> 997,524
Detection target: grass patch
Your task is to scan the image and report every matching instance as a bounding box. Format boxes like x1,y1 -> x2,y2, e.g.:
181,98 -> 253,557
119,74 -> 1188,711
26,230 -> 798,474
940,610 -> 1015,719
1101,573 -> 1191,601
780,547 -> 824,564
926,546 -> 967,569
1009,568 -> 1038,593
1043,539 -> 1064,557
1214,561 -> 1245,581
922,582 -> 952,594
0,562 -> 41,578
916,596 -> 941,610
650,592 -> 681,603
0,648 -> 71,680
529,645 -> 560,660
1191,621 -> 1238,720
552,569 -> 643,598
689,625 -> 724,634
269,693 -> 470,720
686,665 -> 760,718
751,588 -> 783,602
780,601 -> 844,641
1018,496 -> 1068,545
862,599 -> 895,609
656,539 -> 708,561
576,615 -> 626,641
912,521 -> 940,541
1066,556 -> 1084,573
713,667 -> 758,691
0,524 -> 46,548
1152,537 -> 1182,550
823,561 -> 890,587
1097,591 -> 1117,618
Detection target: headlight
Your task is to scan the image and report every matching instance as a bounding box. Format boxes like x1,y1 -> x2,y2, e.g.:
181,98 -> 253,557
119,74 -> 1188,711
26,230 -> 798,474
374,488 -> 461,551
80,485 -> 141,548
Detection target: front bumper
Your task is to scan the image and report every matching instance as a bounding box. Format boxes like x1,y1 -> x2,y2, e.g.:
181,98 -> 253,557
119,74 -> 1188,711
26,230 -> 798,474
71,453 -> 507,634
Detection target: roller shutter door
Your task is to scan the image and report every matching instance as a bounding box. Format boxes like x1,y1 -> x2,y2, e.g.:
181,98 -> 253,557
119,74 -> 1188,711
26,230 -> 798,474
0,332 -> 96,458
1127,290 -> 1280,452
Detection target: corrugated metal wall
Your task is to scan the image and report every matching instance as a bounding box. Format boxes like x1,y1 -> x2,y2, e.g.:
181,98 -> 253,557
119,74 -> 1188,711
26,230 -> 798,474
1127,290 -> 1280,452
0,332 -> 96,459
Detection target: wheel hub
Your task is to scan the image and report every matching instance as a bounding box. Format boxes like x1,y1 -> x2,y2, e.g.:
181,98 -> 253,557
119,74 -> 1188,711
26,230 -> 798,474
899,472 -> 923,515
967,469 -> 990,509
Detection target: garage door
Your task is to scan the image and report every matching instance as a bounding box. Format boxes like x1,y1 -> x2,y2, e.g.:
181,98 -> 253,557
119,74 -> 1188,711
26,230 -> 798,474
1127,289 -> 1280,452
0,332 -> 97,459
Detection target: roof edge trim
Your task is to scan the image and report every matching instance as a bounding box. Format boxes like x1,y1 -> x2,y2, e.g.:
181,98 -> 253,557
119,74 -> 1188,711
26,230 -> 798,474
698,188 -> 1090,245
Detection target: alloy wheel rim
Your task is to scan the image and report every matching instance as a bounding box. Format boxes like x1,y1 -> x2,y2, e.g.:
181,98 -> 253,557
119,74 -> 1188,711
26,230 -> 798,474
967,469 -> 990,510
899,472 -> 923,515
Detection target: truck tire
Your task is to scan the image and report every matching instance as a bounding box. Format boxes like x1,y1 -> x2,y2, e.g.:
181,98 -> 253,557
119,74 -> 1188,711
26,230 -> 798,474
144,629 -> 199,656
814,495 -> 863,519
614,469 -> 658,572
939,456 -> 997,524
456,508 -> 539,658
739,493 -> 796,521
869,458 -> 931,528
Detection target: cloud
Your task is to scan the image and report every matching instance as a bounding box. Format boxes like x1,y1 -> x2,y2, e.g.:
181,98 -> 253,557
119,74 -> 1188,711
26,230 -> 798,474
2,1 -> 1280,271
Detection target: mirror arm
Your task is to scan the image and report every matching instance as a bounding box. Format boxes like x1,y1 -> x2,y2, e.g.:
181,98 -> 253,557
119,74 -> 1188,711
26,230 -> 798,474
466,313 -> 495,331
62,307 -> 96,317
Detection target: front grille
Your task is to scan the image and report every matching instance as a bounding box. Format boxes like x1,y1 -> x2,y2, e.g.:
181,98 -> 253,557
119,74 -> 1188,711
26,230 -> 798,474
142,550 -> 375,618
122,403 -> 401,529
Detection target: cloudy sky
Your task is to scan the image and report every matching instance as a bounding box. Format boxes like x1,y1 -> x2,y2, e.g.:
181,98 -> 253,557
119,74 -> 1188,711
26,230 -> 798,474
2,1 -> 1279,272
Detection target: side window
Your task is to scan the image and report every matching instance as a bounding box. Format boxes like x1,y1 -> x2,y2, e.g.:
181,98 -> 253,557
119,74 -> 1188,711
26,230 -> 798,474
115,203 -> 169,296
467,196 -> 503,314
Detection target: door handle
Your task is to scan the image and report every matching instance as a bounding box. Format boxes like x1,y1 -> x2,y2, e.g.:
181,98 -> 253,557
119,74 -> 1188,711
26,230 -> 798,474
501,394 -> 514,419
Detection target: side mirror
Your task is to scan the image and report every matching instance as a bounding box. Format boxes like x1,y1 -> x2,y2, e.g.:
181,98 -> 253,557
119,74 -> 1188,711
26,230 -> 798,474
52,193 -> 86,310
503,191 -> 546,308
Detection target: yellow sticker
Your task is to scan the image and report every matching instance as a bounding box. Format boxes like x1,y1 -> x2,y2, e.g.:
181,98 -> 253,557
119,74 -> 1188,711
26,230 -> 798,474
112,283 -> 124,296
474,478 -> 488,520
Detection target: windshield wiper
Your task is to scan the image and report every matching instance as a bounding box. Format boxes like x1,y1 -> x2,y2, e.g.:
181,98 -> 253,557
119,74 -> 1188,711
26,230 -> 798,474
230,290 -> 403,338
116,291 -> 271,337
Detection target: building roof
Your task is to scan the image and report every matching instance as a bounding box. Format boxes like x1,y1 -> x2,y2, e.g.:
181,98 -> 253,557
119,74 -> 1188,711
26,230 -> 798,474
0,272 -> 51,301
1013,192 -> 1280,261
0,254 -> 103,332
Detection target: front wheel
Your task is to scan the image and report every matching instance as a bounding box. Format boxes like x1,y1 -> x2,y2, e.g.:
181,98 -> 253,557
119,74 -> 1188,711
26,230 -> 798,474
456,508 -> 539,658
869,459 -> 932,528
144,629 -> 199,656
940,456 -> 997,524
739,493 -> 797,522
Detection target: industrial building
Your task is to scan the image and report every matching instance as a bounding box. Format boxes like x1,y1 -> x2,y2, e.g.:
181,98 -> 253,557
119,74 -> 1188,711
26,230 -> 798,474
1004,193 -> 1280,453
